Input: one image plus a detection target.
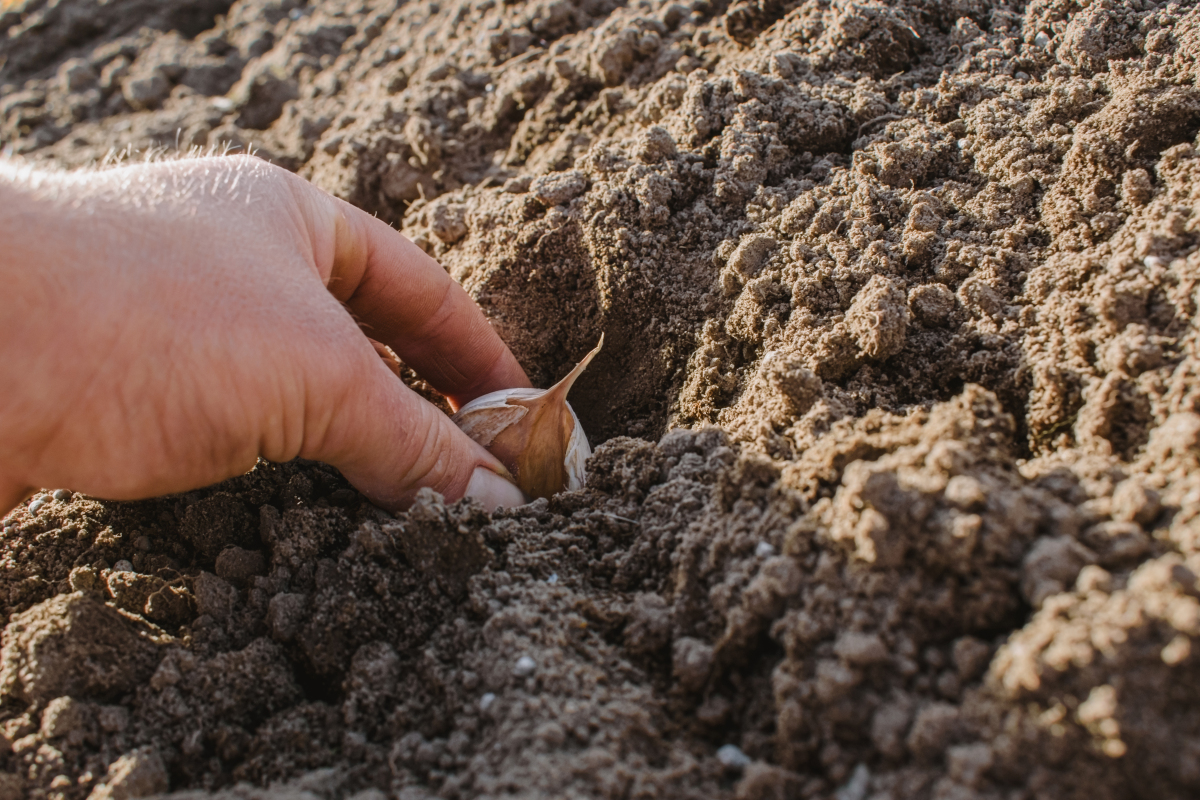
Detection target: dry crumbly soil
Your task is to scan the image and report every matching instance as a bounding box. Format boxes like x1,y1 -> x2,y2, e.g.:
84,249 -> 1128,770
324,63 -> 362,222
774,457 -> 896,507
4,0 -> 1200,798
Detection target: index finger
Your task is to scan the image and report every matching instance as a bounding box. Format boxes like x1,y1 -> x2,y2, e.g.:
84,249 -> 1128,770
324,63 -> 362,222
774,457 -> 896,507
313,192 -> 531,407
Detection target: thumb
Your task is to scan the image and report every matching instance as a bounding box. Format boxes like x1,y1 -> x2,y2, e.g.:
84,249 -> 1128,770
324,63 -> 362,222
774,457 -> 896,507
301,352 -> 526,512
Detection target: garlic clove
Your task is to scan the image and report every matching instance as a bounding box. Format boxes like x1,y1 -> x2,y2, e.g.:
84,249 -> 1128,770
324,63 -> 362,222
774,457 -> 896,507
452,335 -> 603,500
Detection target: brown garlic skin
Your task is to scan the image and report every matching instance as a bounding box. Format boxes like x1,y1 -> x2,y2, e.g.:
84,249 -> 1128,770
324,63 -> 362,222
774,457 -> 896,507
451,336 -> 603,500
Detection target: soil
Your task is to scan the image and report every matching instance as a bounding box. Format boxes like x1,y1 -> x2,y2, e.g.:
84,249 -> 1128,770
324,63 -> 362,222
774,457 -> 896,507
4,0 -> 1200,798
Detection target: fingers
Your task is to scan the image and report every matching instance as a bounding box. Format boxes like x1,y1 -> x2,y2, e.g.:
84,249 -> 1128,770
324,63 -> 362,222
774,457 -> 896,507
302,344 -> 525,511
307,188 -> 530,408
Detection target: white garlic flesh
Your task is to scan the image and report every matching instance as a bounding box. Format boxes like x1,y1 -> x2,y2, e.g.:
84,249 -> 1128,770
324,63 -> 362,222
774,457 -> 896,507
452,335 -> 603,500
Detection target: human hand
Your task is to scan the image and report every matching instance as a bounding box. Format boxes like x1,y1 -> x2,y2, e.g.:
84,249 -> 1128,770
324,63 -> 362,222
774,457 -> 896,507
0,155 -> 530,515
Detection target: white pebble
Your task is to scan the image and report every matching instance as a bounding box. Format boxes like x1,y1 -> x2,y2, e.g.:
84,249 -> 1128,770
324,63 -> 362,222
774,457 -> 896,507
513,655 -> 537,677
28,498 -> 46,514
755,541 -> 775,558
1144,255 -> 1167,270
547,573 -> 559,584
289,7 -> 304,19
112,560 -> 134,573
479,692 -> 496,712
716,744 -> 751,769
1015,71 -> 1030,81
210,97 -> 234,112
52,489 -> 72,502
1034,31 -> 1050,48
836,763 -> 871,800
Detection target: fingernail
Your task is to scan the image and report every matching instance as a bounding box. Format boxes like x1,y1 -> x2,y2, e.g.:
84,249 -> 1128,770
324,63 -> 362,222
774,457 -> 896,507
465,466 -> 527,510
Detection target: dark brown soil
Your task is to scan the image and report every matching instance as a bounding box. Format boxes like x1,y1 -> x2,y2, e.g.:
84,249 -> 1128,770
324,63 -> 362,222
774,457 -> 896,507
4,0 -> 1200,798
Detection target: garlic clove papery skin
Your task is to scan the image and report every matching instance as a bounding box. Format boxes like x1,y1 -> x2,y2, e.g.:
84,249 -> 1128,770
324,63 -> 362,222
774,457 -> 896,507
452,391 -> 535,446
451,335 -> 603,500
452,390 -> 592,492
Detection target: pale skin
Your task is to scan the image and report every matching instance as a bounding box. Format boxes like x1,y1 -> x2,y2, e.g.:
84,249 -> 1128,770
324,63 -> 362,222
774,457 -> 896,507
0,154 -> 530,516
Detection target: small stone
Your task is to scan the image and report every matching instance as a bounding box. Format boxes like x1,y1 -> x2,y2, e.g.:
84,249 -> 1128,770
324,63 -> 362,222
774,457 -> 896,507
836,763 -> 871,800
52,489 -> 72,502
1034,31 -> 1050,48
111,561 -> 134,573
1144,256 -> 1168,270
716,743 -> 751,770
755,541 -> 775,558
513,655 -> 536,678
547,573 -> 558,584
28,499 -> 46,515
479,692 -> 496,711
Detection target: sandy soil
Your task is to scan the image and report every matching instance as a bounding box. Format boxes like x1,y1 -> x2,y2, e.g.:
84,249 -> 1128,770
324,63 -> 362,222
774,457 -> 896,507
3,0 -> 1200,798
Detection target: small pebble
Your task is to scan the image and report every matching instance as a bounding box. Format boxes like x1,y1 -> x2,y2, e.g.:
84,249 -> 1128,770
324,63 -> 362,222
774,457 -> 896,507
1015,71 -> 1030,81
1144,255 -> 1167,270
28,498 -> 47,515
1034,31 -> 1050,48
716,744 -> 751,770
112,560 -> 134,573
485,83 -> 494,93
288,7 -> 304,19
836,764 -> 871,800
547,573 -> 559,584
755,541 -> 775,558
52,489 -> 72,502
135,536 -> 152,551
479,692 -> 496,712
386,45 -> 402,59
210,97 -> 234,112
513,655 -> 536,678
